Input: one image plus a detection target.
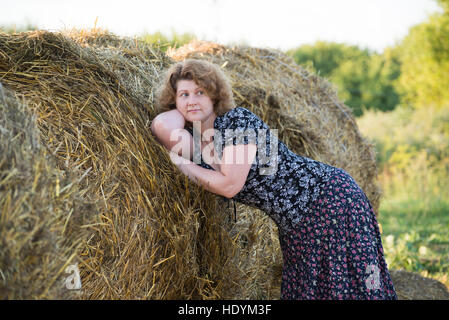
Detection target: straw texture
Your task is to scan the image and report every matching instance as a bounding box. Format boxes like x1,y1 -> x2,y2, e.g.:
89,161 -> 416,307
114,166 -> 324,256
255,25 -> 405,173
2,31 -> 445,300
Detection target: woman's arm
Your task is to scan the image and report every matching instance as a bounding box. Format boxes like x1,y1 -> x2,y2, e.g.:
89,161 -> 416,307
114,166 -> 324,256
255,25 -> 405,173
170,143 -> 257,199
151,109 -> 193,160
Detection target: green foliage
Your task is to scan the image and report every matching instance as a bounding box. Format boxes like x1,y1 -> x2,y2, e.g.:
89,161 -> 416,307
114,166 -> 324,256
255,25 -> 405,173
0,23 -> 37,34
139,30 -> 196,52
287,41 -> 360,76
357,106 -> 449,285
357,105 -> 449,182
437,0 -> 449,12
287,0 -> 449,114
396,4 -> 449,108
380,198 -> 449,285
287,42 -> 400,116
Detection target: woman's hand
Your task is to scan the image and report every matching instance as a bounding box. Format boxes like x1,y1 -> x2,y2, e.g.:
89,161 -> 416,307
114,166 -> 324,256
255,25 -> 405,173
167,143 -> 257,199
169,151 -> 190,166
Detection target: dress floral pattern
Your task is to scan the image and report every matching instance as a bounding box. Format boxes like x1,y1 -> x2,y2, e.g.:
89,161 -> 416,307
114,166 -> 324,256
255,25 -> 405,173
186,107 -> 397,300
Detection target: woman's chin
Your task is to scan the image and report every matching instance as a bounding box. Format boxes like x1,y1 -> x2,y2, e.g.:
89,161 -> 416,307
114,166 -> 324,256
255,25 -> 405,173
186,114 -> 204,123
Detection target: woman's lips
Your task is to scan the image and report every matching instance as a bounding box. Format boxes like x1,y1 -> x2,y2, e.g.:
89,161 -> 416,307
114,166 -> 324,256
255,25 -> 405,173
188,109 -> 200,113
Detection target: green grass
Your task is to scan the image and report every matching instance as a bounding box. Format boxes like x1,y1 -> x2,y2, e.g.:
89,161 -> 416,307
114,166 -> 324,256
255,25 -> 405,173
357,105 -> 449,288
379,197 -> 449,286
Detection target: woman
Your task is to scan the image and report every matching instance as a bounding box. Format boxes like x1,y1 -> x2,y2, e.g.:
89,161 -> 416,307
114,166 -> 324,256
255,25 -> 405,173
151,59 -> 397,300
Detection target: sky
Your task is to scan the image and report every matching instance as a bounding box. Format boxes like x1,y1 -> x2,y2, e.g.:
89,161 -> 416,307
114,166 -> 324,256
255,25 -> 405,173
1,0 -> 442,52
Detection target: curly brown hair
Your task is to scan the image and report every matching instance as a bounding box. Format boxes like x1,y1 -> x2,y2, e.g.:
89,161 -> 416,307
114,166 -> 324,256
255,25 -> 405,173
155,59 -> 236,116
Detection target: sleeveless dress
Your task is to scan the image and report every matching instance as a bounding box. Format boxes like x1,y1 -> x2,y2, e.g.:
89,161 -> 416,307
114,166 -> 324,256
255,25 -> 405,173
186,107 -> 397,300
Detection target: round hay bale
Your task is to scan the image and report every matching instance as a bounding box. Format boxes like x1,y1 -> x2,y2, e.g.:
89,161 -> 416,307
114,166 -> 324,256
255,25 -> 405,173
0,84 -> 97,299
390,270 -> 449,300
0,31 -> 381,300
0,30 -> 247,299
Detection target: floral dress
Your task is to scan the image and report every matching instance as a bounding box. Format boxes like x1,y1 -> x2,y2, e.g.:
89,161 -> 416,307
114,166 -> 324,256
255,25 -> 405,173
186,107 -> 397,300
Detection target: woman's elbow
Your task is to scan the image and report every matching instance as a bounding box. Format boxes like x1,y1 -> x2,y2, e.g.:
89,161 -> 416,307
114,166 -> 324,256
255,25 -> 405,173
150,117 -> 159,135
153,109 -> 185,130
150,117 -> 165,143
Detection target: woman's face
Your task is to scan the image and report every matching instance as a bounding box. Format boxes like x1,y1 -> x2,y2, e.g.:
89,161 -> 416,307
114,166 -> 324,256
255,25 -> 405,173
175,79 -> 215,124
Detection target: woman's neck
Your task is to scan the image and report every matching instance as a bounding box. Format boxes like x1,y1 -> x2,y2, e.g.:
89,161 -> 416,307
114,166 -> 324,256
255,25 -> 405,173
199,112 -> 217,143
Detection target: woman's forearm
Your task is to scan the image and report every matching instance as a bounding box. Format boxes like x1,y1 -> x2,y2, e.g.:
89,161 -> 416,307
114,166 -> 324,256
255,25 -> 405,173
170,152 -> 237,199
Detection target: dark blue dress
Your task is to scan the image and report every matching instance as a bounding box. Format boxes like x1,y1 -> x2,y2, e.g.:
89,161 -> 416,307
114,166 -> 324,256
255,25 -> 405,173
186,107 -> 397,300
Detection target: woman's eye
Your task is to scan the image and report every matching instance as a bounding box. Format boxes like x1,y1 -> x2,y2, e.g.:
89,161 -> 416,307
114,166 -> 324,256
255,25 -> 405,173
197,91 -> 204,95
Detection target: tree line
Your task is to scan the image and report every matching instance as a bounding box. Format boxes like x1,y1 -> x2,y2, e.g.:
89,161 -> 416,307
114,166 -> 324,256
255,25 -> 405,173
287,0 -> 449,116
138,0 -> 448,117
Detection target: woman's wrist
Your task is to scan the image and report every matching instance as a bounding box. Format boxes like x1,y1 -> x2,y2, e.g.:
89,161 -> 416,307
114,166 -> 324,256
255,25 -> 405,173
169,151 -> 189,168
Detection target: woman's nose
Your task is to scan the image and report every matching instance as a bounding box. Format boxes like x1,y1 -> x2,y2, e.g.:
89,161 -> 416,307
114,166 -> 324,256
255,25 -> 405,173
187,96 -> 198,105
